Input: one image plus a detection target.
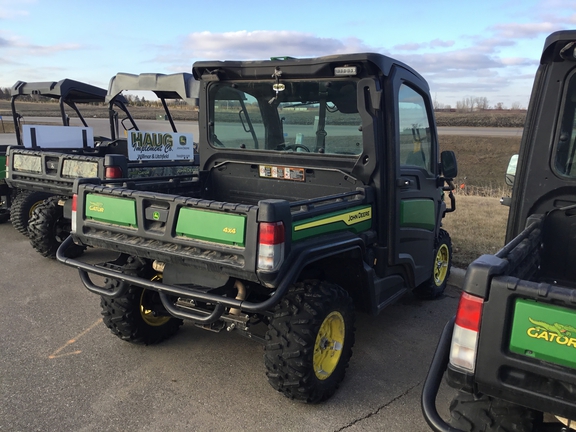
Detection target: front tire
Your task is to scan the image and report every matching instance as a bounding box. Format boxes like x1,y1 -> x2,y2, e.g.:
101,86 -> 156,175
264,279 -> 355,403
28,196 -> 84,258
449,392 -> 542,432
10,190 -> 53,236
414,228 -> 452,299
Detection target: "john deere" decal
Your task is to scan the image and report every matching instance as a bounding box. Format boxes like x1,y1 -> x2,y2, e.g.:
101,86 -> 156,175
292,206 -> 372,241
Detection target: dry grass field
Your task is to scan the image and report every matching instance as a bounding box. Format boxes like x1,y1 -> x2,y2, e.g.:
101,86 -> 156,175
0,100 -> 198,122
442,194 -> 509,268
440,134 -> 521,193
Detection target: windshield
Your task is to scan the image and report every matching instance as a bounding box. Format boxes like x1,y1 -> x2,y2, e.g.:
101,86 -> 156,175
208,80 -> 363,156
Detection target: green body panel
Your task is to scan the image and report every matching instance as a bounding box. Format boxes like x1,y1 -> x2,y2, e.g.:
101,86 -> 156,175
400,199 -> 435,230
292,205 -> 372,241
509,299 -> 576,369
176,207 -> 246,246
0,155 -> 6,178
85,194 -> 137,227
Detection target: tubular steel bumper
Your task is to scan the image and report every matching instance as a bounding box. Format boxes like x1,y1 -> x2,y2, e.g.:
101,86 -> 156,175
57,235 -> 364,324
57,236 -> 282,323
421,316 -> 464,432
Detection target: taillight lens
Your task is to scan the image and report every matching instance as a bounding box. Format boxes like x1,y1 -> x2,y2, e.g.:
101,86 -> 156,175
71,194 -> 77,233
5,155 -> 9,177
258,222 -> 285,271
105,166 -> 123,179
449,292 -> 484,372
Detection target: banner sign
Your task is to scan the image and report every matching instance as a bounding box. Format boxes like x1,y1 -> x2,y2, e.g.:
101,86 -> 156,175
127,130 -> 194,162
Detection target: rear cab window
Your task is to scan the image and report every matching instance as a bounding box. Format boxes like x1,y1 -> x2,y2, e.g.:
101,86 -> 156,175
208,80 -> 363,156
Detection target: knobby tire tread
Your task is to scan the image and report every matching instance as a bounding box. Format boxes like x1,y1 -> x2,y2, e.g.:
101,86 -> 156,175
10,190 -> 53,236
264,279 -> 355,404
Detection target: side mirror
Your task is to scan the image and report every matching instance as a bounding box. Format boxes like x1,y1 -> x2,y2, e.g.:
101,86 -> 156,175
505,154 -> 518,187
440,150 -> 458,179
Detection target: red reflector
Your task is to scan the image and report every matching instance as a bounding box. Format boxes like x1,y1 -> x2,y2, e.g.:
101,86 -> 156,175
455,292 -> 484,332
71,194 -> 77,212
259,222 -> 285,245
105,166 -> 123,179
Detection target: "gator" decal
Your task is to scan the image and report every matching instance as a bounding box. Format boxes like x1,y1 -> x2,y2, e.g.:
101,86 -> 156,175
509,299 -> 576,369
526,318 -> 576,347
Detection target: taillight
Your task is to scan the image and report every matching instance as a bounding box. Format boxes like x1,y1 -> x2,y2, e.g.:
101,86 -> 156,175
5,155 -> 9,177
258,222 -> 285,271
105,166 -> 123,179
71,194 -> 77,233
449,292 -> 484,373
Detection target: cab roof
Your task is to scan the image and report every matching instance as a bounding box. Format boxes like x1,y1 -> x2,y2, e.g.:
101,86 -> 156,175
192,52 -> 428,91
105,72 -> 199,106
10,79 -> 110,103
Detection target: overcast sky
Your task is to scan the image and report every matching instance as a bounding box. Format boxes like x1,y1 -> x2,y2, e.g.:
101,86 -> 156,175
1,0 -> 575,108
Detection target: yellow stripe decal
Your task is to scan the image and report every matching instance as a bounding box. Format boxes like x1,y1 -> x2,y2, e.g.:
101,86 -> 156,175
294,207 -> 372,232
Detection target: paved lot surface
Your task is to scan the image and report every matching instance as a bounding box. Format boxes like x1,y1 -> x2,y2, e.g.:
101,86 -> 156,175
0,221 -> 460,431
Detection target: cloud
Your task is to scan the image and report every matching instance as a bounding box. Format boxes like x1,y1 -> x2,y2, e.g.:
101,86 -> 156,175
27,43 -> 82,55
0,0 -> 33,20
430,39 -> 455,48
148,21 -> 552,107
393,43 -> 422,51
181,30 -> 367,59
490,22 -> 561,39
393,39 -> 454,51
0,31 -> 82,55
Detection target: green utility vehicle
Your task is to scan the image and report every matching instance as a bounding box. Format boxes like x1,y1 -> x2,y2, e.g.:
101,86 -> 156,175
58,53 -> 457,403
4,79 -> 120,232
6,73 -> 199,257
422,30 -> 576,431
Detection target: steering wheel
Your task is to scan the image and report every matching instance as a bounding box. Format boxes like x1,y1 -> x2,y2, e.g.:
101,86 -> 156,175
281,144 -> 311,152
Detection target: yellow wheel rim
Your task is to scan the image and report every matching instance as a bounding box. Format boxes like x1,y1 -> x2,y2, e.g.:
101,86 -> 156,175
313,311 -> 345,380
29,200 -> 44,217
140,289 -> 171,326
433,244 -> 450,287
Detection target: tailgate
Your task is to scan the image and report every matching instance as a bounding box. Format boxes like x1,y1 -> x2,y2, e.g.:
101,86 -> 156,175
474,276 -> 576,417
74,183 -> 259,278
509,299 -> 576,369
8,148 -> 104,194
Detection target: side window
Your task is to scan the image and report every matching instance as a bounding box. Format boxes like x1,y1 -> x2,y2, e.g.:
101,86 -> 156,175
398,84 -> 433,173
555,73 -> 576,178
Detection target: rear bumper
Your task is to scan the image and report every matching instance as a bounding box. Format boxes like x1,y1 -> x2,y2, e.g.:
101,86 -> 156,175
57,234 -> 365,324
57,236 -> 287,323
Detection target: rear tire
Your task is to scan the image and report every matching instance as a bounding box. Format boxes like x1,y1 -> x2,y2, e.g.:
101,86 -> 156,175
449,392 -> 542,432
28,196 -> 84,258
10,190 -> 53,236
100,257 -> 182,345
264,279 -> 355,403
414,228 -> 452,299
